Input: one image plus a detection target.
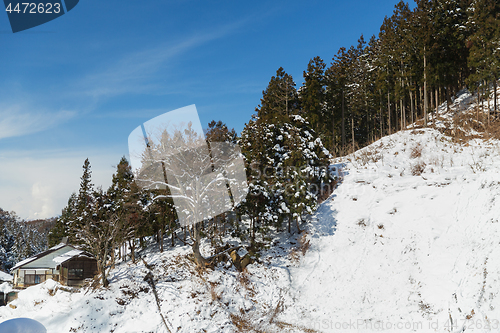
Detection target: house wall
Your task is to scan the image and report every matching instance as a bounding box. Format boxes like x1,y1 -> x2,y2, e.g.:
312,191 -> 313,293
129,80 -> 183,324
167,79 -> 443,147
61,258 -> 98,287
13,268 -> 56,289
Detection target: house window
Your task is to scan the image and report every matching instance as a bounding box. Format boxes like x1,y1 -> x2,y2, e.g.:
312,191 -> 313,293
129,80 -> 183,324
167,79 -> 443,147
24,274 -> 46,285
68,268 -> 84,279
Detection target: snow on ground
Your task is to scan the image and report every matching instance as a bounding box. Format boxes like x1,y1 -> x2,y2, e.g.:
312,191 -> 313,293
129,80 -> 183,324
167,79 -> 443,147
0,282 -> 13,295
280,128 -> 500,332
417,85 -> 500,134
2,122 -> 500,332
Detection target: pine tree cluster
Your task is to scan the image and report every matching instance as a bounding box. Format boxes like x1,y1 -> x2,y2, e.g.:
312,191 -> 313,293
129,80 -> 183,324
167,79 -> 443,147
289,0 -> 500,156
0,208 -> 48,272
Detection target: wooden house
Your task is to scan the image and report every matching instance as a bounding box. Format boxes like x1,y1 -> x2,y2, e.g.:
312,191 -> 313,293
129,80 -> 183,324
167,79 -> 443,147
10,242 -> 97,289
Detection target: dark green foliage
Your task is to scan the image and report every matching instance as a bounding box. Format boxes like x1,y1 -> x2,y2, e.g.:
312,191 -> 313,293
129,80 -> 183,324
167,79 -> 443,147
48,193 -> 77,247
0,208 -> 47,271
301,56 -> 327,135
240,68 -> 331,242
256,67 -> 299,124
466,0 -> 500,90
205,120 -> 237,144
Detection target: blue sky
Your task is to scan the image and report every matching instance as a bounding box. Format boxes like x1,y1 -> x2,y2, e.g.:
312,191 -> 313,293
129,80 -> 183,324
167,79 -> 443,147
0,0 -> 412,219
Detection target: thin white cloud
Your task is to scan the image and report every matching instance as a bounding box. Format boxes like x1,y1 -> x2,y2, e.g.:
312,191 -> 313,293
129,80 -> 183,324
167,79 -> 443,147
0,104 -> 76,140
0,148 -> 122,220
80,19 -> 250,99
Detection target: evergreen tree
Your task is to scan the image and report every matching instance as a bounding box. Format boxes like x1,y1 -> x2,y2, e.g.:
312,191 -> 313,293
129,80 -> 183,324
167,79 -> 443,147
72,158 -> 95,244
256,67 -> 299,124
0,208 -> 48,270
241,69 -> 331,242
205,120 -> 237,144
466,0 -> 500,112
107,156 -> 144,261
48,193 -> 77,246
301,56 -> 327,135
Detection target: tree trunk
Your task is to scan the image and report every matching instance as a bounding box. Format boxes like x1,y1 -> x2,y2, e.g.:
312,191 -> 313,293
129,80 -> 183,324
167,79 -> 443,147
191,222 -> 209,267
400,98 -> 404,130
365,94 -> 371,142
477,88 -> 480,121
295,216 -> 302,234
419,85 -> 422,118
100,263 -> 108,287
111,250 -> 116,269
395,95 -> 399,132
388,91 -> 391,134
400,64 -> 405,130
410,89 -> 414,128
351,117 -> 355,154
128,239 -> 135,264
342,90 -> 346,148
435,88 -> 439,120
423,48 -> 428,127
379,89 -> 383,137
483,81 -> 486,122
494,80 -> 497,114
251,216 -> 256,244
332,103 -> 336,156
122,243 -> 127,262
446,86 -> 451,112
439,86 -> 442,109
487,81 -> 490,126
159,227 -> 164,253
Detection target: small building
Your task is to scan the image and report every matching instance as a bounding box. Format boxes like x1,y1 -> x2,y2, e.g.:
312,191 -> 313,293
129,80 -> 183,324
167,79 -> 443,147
10,242 -> 98,289
0,271 -> 14,306
53,249 -> 98,287
0,288 -> 18,306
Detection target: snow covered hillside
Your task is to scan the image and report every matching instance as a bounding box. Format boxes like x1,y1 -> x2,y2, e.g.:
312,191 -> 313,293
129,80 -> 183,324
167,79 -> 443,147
285,128 -> 500,332
2,121 -> 500,332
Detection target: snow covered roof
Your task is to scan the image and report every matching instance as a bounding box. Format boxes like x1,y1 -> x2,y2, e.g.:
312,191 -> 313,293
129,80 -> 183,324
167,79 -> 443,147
48,243 -> 67,251
10,243 -> 76,271
52,249 -> 91,264
0,270 -> 12,282
10,256 -> 38,271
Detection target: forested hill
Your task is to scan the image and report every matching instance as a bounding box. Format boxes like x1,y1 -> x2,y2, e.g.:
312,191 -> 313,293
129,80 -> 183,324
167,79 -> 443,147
0,208 -> 49,272
268,0 -> 499,156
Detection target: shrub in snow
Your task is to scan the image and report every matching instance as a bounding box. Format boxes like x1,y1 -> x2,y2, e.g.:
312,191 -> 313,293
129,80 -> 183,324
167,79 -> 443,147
410,161 -> 426,176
